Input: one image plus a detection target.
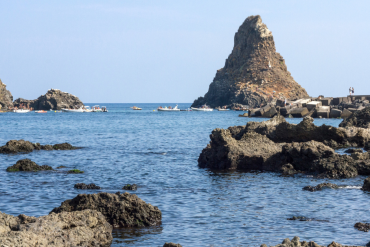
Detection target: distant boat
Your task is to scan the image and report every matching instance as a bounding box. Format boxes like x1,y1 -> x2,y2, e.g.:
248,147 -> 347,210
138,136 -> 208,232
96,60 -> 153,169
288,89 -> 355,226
102,106 -> 108,112
92,105 -> 102,112
157,105 -> 180,111
14,109 -> 30,113
83,106 -> 93,112
218,109 -> 229,111
191,105 -> 213,111
62,108 -> 84,113
131,106 -> 142,110
35,110 -> 47,113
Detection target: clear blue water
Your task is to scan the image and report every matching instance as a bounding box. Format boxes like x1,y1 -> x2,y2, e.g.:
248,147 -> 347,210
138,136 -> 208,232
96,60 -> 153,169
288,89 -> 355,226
0,103 -> 369,247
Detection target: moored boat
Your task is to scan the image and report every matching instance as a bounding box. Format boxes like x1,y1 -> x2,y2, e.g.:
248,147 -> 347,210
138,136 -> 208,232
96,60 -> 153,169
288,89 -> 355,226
191,105 -> 213,111
83,106 -> 93,112
157,105 -> 180,111
62,107 -> 84,113
35,110 -> 47,113
131,106 -> 142,110
92,105 -> 102,112
13,109 -> 31,113
102,106 -> 108,112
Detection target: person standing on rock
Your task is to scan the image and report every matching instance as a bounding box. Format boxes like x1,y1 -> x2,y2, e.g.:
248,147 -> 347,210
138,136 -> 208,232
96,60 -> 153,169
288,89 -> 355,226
352,87 -> 355,95
349,87 -> 352,96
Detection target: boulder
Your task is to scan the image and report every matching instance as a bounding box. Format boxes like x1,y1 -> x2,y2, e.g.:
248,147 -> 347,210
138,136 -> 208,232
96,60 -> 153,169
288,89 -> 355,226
122,184 -> 137,190
289,107 -> 309,118
262,106 -> 278,118
13,89 -> 83,110
332,97 -> 343,105
260,236 -> 360,247
74,183 -> 101,190
316,106 -> 330,118
191,15 -> 308,109
354,222 -> 370,232
50,192 -> 162,228
340,108 -> 353,118
319,98 -> 332,106
163,243 -> 183,247
339,107 -> 370,128
303,183 -> 339,192
0,210 -> 113,247
6,159 -> 53,172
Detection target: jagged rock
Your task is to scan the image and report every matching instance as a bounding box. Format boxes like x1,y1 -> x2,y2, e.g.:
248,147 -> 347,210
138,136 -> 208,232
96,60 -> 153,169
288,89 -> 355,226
74,183 -> 101,190
163,243 -> 183,247
362,177 -> 370,191
303,183 -> 339,192
0,210 -> 112,246
13,88 -> 83,110
351,152 -> 369,160
0,140 -> 79,154
0,79 -> 13,109
354,222 -> 370,232
260,236 -> 361,247
123,184 -> 137,190
344,148 -> 363,154
50,192 -> 162,228
199,116 -> 370,178
339,107 -> 370,128
191,15 -> 308,108
6,159 -> 52,172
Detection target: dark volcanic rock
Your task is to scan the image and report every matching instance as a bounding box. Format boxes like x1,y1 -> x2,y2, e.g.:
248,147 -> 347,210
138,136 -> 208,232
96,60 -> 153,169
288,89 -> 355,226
362,177 -> 370,191
163,243 -> 183,247
0,140 -> 79,154
303,183 -> 339,192
123,184 -> 137,190
192,15 -> 308,108
0,79 -> 13,109
0,210 -> 112,246
354,222 -> 370,232
74,183 -> 101,190
344,148 -> 363,154
13,88 -> 83,110
6,159 -> 53,172
50,192 -> 162,228
199,116 -> 370,178
339,107 -> 370,128
287,216 -> 311,221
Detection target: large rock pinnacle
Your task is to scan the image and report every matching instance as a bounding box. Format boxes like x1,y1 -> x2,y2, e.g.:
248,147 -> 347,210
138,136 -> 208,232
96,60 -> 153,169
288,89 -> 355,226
0,79 -> 13,109
192,15 -> 309,108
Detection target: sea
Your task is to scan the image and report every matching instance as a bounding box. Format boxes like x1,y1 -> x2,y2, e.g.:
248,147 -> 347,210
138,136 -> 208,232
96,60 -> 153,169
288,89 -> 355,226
0,103 -> 369,247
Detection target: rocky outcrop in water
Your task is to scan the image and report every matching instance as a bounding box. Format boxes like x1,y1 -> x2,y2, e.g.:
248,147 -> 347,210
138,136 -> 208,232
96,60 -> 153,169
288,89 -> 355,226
260,236 -> 362,247
0,140 -> 80,154
13,88 -> 83,110
163,243 -> 183,247
199,116 -> 370,178
74,183 -> 101,189
6,159 -> 53,172
362,177 -> 370,191
354,222 -> 370,232
303,183 -> 339,192
339,107 -> 370,128
50,192 -> 162,228
0,210 -> 113,246
123,184 -> 137,190
192,15 -> 308,108
0,79 -> 13,109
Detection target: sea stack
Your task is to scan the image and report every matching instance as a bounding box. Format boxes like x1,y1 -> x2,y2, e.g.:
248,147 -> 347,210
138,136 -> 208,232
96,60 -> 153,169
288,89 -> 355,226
0,79 -> 13,109
192,15 -> 308,108
13,89 -> 83,110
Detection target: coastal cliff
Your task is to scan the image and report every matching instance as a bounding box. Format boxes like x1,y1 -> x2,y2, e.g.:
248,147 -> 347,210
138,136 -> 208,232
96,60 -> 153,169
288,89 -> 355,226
0,79 -> 13,109
13,89 -> 83,110
192,15 -> 308,108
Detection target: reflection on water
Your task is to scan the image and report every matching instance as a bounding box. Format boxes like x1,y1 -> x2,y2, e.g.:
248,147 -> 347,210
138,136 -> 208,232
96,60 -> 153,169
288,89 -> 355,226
0,103 -> 369,246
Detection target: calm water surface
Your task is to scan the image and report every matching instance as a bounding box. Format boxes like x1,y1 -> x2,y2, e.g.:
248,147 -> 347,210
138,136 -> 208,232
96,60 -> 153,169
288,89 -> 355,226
0,103 -> 369,246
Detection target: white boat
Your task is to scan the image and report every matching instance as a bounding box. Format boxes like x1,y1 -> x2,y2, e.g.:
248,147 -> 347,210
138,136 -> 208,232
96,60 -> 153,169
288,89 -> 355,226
35,110 -> 47,113
62,108 -> 84,113
13,109 -> 30,113
218,109 -> 229,111
92,105 -> 102,112
157,105 -> 180,111
131,106 -> 142,110
83,106 -> 93,112
191,105 -> 213,111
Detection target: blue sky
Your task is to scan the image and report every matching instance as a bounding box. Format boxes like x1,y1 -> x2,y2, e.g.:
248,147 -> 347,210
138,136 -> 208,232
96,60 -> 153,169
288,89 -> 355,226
0,1 -> 369,103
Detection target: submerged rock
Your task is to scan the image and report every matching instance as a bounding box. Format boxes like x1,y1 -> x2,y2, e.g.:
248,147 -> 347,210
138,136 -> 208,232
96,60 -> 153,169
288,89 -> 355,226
199,116 -> 370,178
163,243 -> 183,247
0,210 -> 112,246
362,177 -> 370,191
0,140 -> 80,154
339,107 -> 370,128
260,236 -> 361,247
50,192 -> 162,228
123,184 -> 137,190
303,183 -> 339,192
191,15 -> 308,109
13,88 -> 83,110
74,183 -> 101,189
6,159 -> 52,172
354,222 -> 370,232
287,216 -> 311,221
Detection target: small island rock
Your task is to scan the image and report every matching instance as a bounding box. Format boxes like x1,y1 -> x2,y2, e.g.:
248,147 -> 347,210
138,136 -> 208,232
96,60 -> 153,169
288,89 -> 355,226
74,183 -> 101,189
6,159 -> 52,172
303,183 -> 339,192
